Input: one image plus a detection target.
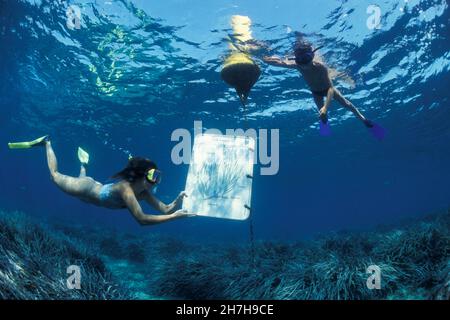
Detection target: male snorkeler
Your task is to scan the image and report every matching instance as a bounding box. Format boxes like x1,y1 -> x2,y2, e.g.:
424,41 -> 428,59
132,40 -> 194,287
263,41 -> 384,138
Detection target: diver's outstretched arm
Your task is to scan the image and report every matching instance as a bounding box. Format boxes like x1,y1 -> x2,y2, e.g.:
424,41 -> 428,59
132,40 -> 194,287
165,191 -> 187,214
262,56 -> 297,69
122,188 -> 192,226
141,190 -> 187,215
141,191 -> 171,214
328,69 -> 356,89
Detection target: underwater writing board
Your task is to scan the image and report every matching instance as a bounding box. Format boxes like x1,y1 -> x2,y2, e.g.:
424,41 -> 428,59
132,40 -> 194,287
182,133 -> 255,220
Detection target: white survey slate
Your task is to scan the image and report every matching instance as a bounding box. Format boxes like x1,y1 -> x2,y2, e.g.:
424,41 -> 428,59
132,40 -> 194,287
182,133 -> 255,220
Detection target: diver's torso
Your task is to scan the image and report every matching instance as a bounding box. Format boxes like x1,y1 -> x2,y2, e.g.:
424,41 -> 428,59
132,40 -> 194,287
297,62 -> 332,92
76,180 -> 126,209
75,180 -> 147,210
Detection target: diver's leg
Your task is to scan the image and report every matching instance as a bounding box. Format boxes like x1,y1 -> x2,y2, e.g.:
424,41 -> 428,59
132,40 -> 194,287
79,165 -> 86,178
45,141 -> 95,196
333,89 -> 372,127
313,93 -> 328,121
312,94 -> 324,110
45,140 -> 59,177
313,93 -> 326,122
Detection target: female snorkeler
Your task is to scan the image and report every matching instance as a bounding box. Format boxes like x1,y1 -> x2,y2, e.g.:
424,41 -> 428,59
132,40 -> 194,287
8,135 -> 194,226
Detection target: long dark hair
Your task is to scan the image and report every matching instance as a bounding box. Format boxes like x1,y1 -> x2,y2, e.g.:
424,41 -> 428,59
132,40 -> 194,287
111,157 -> 157,182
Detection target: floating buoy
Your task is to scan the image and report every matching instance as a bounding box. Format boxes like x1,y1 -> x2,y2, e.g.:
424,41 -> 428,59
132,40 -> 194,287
221,15 -> 261,106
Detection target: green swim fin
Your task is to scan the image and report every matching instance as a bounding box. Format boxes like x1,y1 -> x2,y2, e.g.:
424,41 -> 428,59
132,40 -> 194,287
8,135 -> 49,149
77,147 -> 89,165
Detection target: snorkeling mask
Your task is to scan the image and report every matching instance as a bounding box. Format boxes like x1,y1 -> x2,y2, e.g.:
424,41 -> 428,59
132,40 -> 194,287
295,50 -> 314,65
294,45 -> 322,65
146,168 -> 162,184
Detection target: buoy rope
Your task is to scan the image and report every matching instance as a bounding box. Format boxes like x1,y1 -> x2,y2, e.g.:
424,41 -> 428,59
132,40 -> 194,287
242,102 -> 256,270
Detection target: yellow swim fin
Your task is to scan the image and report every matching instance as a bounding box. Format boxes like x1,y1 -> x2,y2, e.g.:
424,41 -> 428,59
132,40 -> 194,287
77,147 -> 89,165
8,135 -> 49,149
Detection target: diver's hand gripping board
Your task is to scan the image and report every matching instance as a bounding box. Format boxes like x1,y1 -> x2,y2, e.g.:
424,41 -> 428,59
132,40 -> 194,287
182,133 -> 255,220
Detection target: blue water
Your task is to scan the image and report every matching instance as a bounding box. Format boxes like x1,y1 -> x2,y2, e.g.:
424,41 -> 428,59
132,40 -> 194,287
1,0 -> 449,243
